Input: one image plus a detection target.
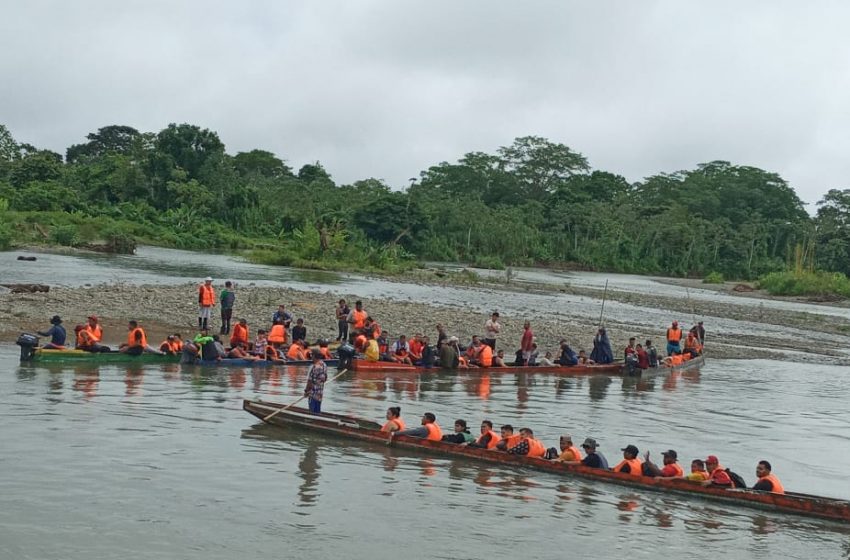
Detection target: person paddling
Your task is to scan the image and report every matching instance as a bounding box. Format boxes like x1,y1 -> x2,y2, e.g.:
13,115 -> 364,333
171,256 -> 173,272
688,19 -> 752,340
304,350 -> 328,414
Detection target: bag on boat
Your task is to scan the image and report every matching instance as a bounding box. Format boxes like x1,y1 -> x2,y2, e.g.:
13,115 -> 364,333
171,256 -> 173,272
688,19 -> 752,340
726,468 -> 747,489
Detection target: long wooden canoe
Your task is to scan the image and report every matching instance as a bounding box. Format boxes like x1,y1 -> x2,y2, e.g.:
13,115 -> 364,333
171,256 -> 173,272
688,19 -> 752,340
25,348 -> 337,368
243,398 -> 850,524
348,355 -> 705,376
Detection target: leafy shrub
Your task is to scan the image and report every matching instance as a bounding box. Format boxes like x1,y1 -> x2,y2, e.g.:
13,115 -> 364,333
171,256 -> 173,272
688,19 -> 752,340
758,271 -> 850,298
703,271 -> 725,284
50,224 -> 79,246
0,221 -> 12,250
473,255 -> 506,270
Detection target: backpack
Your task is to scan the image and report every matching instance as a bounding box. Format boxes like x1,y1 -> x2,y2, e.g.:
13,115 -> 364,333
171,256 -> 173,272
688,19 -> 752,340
725,468 -> 747,489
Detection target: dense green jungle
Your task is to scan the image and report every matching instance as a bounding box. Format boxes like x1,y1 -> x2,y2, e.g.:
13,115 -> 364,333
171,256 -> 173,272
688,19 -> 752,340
1,123 -> 848,296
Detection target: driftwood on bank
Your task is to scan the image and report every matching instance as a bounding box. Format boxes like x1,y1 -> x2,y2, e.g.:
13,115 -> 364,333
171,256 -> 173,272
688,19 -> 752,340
0,284 -> 50,293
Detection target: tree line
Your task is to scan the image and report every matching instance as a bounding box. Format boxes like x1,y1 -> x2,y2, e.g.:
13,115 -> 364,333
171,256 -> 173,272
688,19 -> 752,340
1,123 -> 848,279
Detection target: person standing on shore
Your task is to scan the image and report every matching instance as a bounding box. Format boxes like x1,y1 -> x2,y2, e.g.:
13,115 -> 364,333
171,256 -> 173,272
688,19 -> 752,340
198,277 -> 215,331
484,312 -> 500,351
219,281 -> 235,335
520,321 -> 534,365
335,299 -> 350,342
304,350 -> 328,414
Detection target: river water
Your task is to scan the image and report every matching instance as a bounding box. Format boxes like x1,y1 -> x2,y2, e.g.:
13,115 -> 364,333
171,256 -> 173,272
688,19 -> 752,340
1,249 -> 850,559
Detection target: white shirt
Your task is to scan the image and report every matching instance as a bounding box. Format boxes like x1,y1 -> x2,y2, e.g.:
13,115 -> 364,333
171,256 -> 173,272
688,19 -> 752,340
484,319 -> 501,339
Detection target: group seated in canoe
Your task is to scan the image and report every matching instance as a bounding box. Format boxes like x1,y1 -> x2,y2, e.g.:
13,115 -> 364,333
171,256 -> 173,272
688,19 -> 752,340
40,315 -> 165,355
380,408 -> 783,494
179,322 -> 334,363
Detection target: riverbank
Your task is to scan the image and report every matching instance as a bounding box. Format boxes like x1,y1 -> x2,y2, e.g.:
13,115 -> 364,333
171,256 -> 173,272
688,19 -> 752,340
2,281 -> 849,364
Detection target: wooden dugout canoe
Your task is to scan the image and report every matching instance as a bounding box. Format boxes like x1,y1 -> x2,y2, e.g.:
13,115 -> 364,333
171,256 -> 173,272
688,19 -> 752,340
243,398 -> 850,524
348,355 -> 705,376
24,348 -> 337,368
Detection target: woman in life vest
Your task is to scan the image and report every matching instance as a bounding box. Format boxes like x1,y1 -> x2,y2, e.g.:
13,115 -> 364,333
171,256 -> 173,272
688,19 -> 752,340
381,407 -> 406,433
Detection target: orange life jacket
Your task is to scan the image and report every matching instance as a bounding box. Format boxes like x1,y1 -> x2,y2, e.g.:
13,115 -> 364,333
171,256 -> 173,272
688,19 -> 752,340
370,322 -> 381,339
265,346 -> 279,360
425,422 -> 443,441
286,343 -> 306,360
173,339 -> 184,351
409,339 -> 423,357
159,340 -> 179,353
671,354 -> 684,366
354,334 -> 368,351
230,323 -> 249,347
526,438 -> 546,458
758,473 -> 785,494
319,347 -> 333,359
477,345 -> 493,367
199,284 -> 215,307
268,324 -> 287,344
75,328 -> 87,348
127,327 -> 147,348
351,309 -> 367,330
666,463 -> 685,477
503,434 -> 522,449
85,324 -> 102,343
667,327 -> 682,343
684,335 -> 698,349
614,458 -> 643,476
476,429 -> 502,450
562,445 -> 583,461
381,417 -> 406,432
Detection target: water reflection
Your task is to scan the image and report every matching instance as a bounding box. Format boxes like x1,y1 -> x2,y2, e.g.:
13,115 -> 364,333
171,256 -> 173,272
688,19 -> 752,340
296,443 -> 321,507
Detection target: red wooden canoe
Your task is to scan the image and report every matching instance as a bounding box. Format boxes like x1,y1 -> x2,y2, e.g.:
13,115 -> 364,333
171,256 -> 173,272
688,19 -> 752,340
348,355 -> 705,376
243,398 -> 850,524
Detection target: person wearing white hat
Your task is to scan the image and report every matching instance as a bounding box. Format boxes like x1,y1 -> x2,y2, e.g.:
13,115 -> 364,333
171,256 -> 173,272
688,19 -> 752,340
198,277 -> 215,330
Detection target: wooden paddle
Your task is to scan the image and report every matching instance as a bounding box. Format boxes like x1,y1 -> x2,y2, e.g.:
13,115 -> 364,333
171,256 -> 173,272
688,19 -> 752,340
262,368 -> 349,422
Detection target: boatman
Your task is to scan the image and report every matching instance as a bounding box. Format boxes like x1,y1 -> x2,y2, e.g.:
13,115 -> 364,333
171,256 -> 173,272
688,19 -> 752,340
752,460 -> 785,494
304,350 -> 328,414
198,277 -> 215,331
37,315 -> 66,349
666,320 -> 683,356
391,412 -> 443,441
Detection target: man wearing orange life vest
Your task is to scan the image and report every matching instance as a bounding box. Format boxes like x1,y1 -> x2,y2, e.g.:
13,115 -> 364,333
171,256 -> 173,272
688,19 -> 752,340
286,339 -> 309,361
467,420 -> 502,449
701,455 -> 733,487
159,335 -> 180,354
470,338 -> 493,367
391,412 -> 443,441
268,319 -> 287,347
198,277 -> 215,331
684,330 -> 702,358
553,434 -> 583,462
230,318 -> 249,349
613,444 -> 644,476
752,460 -> 785,494
506,428 -> 547,458
642,449 -> 684,478
79,315 -> 107,352
495,425 -> 521,451
346,300 -> 368,342
119,320 -> 161,355
666,320 -> 683,356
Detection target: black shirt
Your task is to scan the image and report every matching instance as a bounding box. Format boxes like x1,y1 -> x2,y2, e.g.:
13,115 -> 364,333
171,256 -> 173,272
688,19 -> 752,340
292,326 -> 307,342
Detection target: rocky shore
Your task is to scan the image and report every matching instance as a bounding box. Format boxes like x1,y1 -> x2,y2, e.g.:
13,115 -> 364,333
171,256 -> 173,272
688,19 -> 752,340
2,280 -> 849,364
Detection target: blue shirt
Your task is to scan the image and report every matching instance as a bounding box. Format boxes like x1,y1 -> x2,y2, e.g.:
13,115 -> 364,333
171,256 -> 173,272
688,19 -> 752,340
38,324 -> 66,346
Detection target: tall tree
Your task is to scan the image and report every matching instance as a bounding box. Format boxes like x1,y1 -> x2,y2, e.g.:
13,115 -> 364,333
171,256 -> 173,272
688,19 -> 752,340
66,125 -> 142,163
155,123 -> 225,180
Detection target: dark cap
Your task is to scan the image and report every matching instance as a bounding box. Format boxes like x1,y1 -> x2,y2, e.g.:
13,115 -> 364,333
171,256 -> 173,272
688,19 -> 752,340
621,444 -> 639,455
661,449 -> 678,460
50,315 -> 62,324
581,437 -> 598,449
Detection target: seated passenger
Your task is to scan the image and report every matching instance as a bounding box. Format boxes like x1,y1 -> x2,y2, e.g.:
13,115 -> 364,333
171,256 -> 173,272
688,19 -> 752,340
390,335 -> 413,365
553,434 -> 583,462
577,349 -> 594,365
492,349 -> 507,367
642,449 -> 684,477
494,425 -> 520,451
686,459 -> 710,482
538,351 -> 555,367
557,340 -> 579,366
612,444 -> 644,476
505,428 -> 546,458
381,406 -> 406,433
467,420 -> 501,449
752,460 -> 784,494
441,419 -> 475,444
573,437 -> 609,469
392,412 -> 442,441
701,455 -> 733,487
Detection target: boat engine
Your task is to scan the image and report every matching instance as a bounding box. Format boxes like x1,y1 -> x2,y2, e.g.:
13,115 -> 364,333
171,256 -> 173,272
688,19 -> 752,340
16,333 -> 39,361
336,342 -> 355,370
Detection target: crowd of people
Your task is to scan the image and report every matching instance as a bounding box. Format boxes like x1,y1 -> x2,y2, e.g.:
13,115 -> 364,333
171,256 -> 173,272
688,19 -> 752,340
381,408 -> 784,494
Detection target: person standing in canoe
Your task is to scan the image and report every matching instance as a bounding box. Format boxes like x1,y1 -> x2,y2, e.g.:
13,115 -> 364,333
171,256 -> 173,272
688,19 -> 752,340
645,339 -> 659,367
483,311 -> 501,351
590,328 -> 614,364
519,321 -> 534,365
666,320 -> 683,356
219,281 -> 235,335
304,350 -> 328,414
198,277 -> 215,331
38,315 -> 66,349
346,300 -> 368,342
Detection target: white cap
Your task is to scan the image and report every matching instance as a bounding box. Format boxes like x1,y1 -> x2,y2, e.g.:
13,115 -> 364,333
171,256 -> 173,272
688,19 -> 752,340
204,277 -> 213,282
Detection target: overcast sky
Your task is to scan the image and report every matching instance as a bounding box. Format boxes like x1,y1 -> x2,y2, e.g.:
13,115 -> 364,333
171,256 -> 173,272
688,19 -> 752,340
2,1 -> 848,207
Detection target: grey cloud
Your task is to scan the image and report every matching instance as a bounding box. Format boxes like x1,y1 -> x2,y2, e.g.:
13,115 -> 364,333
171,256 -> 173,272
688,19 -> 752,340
2,0 -> 849,206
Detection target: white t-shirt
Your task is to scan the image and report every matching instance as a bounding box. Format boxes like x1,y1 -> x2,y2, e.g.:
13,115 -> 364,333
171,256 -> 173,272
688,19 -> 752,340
484,319 -> 501,339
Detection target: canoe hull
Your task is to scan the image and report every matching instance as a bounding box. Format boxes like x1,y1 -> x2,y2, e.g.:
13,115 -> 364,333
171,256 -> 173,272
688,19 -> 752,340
27,349 -> 337,368
243,399 -> 850,524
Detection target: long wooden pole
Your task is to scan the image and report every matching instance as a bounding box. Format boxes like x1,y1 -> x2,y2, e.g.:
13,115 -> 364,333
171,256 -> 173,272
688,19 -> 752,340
598,279 -> 609,328
262,368 -> 349,422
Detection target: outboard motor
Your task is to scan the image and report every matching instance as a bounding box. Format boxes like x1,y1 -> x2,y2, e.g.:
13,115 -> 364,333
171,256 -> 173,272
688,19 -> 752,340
336,342 -> 355,370
16,333 -> 39,361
